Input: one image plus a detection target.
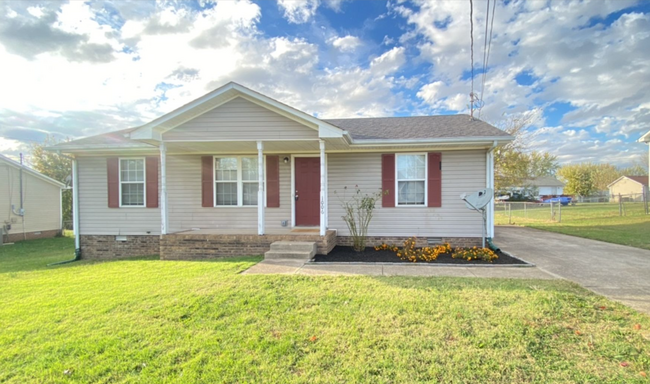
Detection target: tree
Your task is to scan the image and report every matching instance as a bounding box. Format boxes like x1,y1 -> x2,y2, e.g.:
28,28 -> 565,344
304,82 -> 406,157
493,110 -> 559,193
557,164 -> 598,197
30,136 -> 72,225
619,164 -> 648,177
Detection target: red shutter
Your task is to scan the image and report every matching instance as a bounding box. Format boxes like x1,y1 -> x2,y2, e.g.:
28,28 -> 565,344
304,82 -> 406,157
428,152 -> 442,207
381,154 -> 395,208
201,156 -> 214,207
146,156 -> 159,208
266,156 -> 280,208
107,157 -> 119,208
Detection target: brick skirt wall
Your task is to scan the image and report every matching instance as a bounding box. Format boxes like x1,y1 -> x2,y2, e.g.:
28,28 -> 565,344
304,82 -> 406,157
336,236 -> 482,249
160,230 -> 337,260
80,235 -> 160,259
4,229 -> 61,243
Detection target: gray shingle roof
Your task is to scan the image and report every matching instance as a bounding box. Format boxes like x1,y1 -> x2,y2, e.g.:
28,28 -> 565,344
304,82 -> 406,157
52,114 -> 509,150
323,115 -> 509,140
523,176 -> 565,187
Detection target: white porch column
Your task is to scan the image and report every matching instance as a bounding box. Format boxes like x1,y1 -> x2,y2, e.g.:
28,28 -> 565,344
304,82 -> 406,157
160,143 -> 168,235
257,141 -> 265,235
319,140 -> 326,236
486,146 -> 495,238
72,158 -> 80,251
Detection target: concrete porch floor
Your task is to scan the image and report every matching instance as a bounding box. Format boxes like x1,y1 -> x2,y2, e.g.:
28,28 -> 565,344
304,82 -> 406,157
241,259 -> 556,278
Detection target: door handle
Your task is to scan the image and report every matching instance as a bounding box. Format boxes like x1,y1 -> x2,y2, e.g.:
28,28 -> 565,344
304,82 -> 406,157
295,191 -> 299,201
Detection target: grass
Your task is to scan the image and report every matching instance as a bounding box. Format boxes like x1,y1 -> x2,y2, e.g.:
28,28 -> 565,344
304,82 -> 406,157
496,202 -> 650,250
2,238 -> 650,383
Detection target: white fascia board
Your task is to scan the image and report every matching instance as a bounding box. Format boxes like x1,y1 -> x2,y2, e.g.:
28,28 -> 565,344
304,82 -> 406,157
349,136 -> 514,147
639,130 -> 650,143
607,176 -> 626,188
128,82 -> 345,140
318,123 -> 344,138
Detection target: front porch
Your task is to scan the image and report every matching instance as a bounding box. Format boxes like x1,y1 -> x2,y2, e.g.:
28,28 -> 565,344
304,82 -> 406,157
160,229 -> 337,260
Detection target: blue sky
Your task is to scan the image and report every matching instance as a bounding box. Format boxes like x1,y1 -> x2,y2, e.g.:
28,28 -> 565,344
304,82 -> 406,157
0,0 -> 648,167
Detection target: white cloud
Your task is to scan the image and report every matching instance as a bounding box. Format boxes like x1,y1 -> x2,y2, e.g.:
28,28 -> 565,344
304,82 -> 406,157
0,0 -> 648,168
277,0 -> 320,24
329,35 -> 361,52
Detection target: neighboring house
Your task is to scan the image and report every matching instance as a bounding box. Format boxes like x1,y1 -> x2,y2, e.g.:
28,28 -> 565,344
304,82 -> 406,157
608,176 -> 649,202
518,176 -> 565,198
0,154 -> 65,243
48,82 -> 513,260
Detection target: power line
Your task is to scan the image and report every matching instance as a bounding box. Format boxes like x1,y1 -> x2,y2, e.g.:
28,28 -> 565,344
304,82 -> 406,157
469,0 -> 475,119
479,0 -> 497,120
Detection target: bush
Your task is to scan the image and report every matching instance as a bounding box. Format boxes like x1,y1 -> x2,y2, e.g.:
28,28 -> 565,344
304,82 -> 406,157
375,237 -> 451,262
451,247 -> 498,262
336,186 -> 385,252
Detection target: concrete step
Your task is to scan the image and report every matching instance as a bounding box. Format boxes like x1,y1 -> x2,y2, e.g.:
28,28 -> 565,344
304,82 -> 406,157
269,241 -> 317,254
264,250 -> 315,260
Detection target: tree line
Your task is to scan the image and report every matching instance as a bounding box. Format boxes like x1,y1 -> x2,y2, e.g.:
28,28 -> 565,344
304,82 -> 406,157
493,112 -> 648,198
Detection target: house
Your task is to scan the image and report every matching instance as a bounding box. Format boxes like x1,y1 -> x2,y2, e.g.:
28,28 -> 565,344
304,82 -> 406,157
48,82 -> 513,260
0,154 -> 65,243
518,176 -> 565,198
608,176 -> 649,202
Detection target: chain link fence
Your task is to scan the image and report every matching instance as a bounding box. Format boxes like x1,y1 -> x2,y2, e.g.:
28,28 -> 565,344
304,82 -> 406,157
495,193 -> 650,225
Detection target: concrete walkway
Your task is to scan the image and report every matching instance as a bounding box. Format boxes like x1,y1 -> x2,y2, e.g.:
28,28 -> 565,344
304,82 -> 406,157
495,226 -> 650,314
242,259 -> 554,279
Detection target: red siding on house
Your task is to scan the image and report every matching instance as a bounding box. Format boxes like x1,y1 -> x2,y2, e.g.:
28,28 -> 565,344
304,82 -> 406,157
428,152 -> 442,207
201,156 -> 213,207
107,157 -> 119,208
381,154 -> 395,208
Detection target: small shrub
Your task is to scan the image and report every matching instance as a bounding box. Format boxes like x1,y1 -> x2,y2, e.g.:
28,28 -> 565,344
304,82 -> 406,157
451,247 -> 499,262
375,237 -> 451,262
336,186 -> 386,252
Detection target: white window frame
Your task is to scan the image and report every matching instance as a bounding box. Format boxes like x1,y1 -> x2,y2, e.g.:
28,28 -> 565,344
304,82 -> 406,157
213,155 -> 266,207
395,153 -> 427,207
119,157 -> 147,208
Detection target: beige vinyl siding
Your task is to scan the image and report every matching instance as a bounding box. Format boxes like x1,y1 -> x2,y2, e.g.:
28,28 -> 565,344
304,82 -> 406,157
166,155 -> 292,233
0,162 -> 61,235
163,97 -> 319,141
327,151 -> 486,238
77,157 -> 161,235
609,178 -> 647,199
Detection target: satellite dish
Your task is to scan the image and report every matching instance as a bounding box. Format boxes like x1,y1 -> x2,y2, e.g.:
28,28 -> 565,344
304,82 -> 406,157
460,188 -> 494,248
460,188 -> 493,211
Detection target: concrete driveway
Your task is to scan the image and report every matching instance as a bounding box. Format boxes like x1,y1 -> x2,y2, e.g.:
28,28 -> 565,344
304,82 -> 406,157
495,226 -> 650,314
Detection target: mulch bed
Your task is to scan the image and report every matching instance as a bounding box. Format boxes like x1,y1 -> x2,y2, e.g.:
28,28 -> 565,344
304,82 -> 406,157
313,246 -> 527,265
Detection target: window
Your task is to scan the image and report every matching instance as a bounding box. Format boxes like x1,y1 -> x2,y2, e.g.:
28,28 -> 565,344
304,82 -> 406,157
120,158 -> 146,207
214,156 -> 262,206
396,154 -> 426,206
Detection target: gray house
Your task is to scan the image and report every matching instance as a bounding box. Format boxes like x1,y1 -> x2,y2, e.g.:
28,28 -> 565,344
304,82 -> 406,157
49,82 -> 512,259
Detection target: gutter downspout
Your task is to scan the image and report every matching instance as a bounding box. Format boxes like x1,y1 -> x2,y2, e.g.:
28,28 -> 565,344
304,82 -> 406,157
486,141 -> 498,251
48,155 -> 81,266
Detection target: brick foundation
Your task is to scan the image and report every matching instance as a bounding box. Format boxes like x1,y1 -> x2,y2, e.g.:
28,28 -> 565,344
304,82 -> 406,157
80,235 -> 160,259
336,236 -> 482,249
4,229 -> 61,243
160,230 -> 337,260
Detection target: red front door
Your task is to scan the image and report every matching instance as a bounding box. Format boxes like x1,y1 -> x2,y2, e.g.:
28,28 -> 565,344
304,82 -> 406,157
295,157 -> 320,226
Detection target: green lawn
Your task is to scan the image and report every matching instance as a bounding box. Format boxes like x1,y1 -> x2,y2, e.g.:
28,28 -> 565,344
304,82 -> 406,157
496,202 -> 650,250
2,238 -> 650,383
